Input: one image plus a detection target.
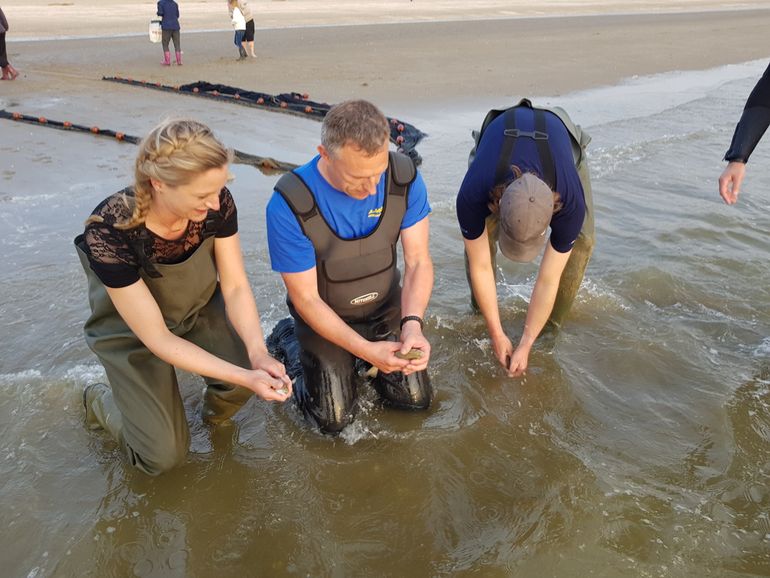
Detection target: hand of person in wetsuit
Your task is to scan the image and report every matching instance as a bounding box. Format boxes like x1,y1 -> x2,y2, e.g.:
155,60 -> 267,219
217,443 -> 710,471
718,161 -> 746,205
399,319 -> 431,375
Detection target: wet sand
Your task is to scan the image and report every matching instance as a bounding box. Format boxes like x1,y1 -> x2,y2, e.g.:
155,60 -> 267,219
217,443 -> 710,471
5,0 -> 770,39
1,2 -> 770,113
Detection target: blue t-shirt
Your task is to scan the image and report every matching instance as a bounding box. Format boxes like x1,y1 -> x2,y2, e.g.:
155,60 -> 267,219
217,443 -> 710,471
456,107 -> 585,253
267,155 -> 431,273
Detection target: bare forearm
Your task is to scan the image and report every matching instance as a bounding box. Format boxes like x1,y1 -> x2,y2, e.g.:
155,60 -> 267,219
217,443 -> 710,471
469,262 -> 506,340
146,331 -> 251,387
221,284 -> 268,360
291,294 -> 370,358
400,259 -> 433,319
520,278 -> 559,347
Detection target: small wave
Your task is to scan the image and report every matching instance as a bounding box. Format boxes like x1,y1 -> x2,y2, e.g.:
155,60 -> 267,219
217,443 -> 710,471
0,364 -> 105,388
62,364 -> 107,385
533,58 -> 769,128
753,337 -> 770,359
0,368 -> 42,383
579,278 -> 631,311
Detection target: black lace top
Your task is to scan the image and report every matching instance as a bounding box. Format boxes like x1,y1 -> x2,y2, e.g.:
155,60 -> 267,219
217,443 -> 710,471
82,186 -> 238,288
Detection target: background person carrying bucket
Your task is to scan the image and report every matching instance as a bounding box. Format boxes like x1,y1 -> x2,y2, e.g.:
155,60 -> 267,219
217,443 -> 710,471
156,0 -> 182,66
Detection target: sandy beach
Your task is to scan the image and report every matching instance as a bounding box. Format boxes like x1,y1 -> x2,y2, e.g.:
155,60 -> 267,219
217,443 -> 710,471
5,0 -> 770,39
1,1 -> 770,110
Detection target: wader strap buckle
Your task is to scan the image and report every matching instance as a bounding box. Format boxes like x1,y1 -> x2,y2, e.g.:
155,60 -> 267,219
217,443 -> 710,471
503,129 -> 549,140
496,108 -> 556,189
202,209 -> 223,239
129,229 -> 163,278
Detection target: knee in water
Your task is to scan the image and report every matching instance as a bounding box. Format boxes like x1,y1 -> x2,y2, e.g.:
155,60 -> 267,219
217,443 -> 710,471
375,370 -> 432,410
314,408 -> 355,435
129,442 -> 188,476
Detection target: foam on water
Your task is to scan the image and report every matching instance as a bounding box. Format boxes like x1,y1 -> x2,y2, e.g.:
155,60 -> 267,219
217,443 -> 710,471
754,337 -> 770,359
533,58 -> 770,128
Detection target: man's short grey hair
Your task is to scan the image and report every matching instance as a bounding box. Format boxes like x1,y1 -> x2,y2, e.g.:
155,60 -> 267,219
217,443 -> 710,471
321,100 -> 390,156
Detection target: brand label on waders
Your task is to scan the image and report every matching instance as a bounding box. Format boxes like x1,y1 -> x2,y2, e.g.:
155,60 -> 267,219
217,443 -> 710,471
350,292 -> 379,306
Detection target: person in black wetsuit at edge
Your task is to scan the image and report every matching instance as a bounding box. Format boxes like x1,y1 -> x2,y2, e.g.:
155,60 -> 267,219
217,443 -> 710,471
719,61 -> 770,205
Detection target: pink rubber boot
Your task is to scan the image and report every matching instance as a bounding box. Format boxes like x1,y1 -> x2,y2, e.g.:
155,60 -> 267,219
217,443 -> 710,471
161,51 -> 171,66
175,51 -> 183,66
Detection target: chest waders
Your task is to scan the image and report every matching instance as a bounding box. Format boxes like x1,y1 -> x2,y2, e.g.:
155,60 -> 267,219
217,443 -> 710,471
272,152 -> 432,434
75,234 -> 252,475
467,99 -> 595,328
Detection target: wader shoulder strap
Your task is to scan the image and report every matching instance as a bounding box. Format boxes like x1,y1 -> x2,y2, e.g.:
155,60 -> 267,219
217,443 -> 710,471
274,170 -> 338,250
274,171 -> 319,222
533,109 -> 556,189
387,151 -> 416,197
275,154 -> 415,248
495,108 -> 517,184
497,107 -> 556,189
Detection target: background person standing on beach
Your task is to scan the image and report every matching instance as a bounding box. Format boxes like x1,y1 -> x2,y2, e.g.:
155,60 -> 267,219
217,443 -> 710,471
228,0 -> 247,60
227,0 -> 256,58
266,100 -> 433,434
0,6 -> 19,80
719,61 -> 770,205
457,100 -> 594,378
157,0 -> 181,66
75,119 -> 291,476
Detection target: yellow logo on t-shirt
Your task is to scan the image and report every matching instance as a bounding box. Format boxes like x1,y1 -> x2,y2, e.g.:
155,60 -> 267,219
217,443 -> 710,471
368,207 -> 383,219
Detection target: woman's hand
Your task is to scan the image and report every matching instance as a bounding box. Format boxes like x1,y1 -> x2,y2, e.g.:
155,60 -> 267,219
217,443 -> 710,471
244,367 -> 292,402
249,351 -> 292,400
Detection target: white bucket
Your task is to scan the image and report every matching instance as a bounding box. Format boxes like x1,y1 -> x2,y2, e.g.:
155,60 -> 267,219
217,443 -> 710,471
149,20 -> 162,43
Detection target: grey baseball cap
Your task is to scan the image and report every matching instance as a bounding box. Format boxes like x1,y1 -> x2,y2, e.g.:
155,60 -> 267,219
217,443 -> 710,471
498,172 -> 553,262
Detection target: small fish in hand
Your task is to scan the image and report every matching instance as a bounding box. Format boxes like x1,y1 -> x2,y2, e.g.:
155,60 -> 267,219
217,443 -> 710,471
395,348 -> 424,361
359,349 -> 424,379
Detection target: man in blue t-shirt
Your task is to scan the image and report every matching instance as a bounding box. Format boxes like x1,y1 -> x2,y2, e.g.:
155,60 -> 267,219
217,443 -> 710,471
457,101 -> 595,378
266,100 -> 433,434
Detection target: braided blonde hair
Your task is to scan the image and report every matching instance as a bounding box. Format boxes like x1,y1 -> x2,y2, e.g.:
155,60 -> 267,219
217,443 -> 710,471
86,119 -> 232,229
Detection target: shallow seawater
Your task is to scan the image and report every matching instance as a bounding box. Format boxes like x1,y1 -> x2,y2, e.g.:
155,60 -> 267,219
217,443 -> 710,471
0,59 -> 769,577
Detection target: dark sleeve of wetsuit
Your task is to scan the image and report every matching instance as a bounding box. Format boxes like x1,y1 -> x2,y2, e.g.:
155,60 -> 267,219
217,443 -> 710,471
0,9 -> 9,33
724,61 -> 770,163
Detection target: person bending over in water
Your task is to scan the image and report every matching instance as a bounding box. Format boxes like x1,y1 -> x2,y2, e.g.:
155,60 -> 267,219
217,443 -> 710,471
266,100 -> 433,434
719,61 -> 770,205
457,99 -> 594,377
75,118 -> 291,476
